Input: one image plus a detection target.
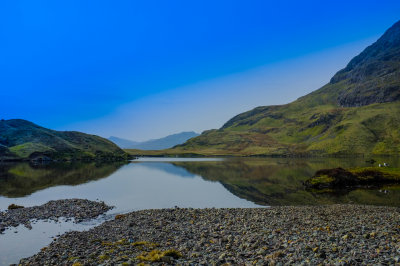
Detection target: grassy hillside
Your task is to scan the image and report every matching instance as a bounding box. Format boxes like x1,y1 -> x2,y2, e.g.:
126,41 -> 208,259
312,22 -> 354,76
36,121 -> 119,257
173,102 -> 400,156
166,20 -> 400,157
0,119 -> 129,161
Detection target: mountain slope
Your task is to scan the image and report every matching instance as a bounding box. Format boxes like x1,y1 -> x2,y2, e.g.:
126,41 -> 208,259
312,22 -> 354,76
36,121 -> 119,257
0,119 -> 129,161
110,131 -> 199,150
173,20 -> 400,156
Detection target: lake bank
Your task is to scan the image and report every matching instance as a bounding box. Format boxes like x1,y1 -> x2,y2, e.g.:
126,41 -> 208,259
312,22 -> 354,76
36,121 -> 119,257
20,205 -> 400,265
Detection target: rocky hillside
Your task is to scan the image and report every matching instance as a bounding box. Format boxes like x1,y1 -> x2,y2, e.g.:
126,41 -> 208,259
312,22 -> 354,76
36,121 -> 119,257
173,20 -> 400,156
0,119 -> 129,161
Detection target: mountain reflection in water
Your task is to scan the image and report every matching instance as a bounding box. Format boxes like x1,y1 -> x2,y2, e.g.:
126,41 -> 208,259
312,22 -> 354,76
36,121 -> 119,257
0,162 -> 124,198
172,157 -> 400,206
0,157 -> 399,208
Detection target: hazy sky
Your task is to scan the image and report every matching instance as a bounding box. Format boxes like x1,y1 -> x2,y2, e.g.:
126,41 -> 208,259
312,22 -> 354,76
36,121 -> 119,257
1,1 -> 400,141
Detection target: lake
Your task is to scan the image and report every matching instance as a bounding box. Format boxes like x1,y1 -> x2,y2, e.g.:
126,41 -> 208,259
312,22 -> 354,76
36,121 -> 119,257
1,157 -> 400,265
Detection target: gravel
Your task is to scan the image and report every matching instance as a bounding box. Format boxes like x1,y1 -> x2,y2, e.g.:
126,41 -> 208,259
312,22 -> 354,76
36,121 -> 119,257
0,199 -> 112,233
18,204 -> 400,265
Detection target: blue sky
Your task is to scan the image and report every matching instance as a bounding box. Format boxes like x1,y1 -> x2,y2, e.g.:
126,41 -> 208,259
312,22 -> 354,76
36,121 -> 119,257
1,1 -> 400,140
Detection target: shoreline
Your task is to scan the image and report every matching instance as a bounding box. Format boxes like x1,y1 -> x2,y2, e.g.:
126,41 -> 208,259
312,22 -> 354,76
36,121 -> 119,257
124,149 -> 400,158
19,204 -> 400,265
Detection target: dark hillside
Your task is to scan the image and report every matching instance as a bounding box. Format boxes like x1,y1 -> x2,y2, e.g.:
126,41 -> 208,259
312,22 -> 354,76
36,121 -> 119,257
0,119 -> 128,161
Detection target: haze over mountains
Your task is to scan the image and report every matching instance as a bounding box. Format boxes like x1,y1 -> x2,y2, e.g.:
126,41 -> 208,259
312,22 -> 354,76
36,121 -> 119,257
168,20 -> 400,156
109,131 -> 199,150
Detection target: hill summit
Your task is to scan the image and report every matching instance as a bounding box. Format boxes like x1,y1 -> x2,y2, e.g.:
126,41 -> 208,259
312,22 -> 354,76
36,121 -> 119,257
0,119 -> 128,161
172,20 -> 400,156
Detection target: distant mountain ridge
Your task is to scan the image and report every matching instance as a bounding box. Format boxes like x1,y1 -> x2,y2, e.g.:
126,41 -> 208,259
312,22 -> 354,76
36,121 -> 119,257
170,20 -> 400,156
109,131 -> 199,150
0,119 -> 128,161
108,136 -> 139,149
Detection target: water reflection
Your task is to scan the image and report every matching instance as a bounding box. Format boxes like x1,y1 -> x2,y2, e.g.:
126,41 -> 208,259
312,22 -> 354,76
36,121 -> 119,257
0,157 -> 399,208
0,159 -> 258,211
172,157 -> 400,206
0,162 -> 125,198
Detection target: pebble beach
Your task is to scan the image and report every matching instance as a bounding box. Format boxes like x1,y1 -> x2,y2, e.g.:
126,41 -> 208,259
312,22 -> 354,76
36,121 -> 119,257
17,204 -> 400,265
0,199 -> 112,233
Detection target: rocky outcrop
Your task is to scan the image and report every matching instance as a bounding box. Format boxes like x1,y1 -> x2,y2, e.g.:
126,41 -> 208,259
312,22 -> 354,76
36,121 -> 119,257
331,20 -> 400,107
304,168 -> 359,189
304,167 -> 400,190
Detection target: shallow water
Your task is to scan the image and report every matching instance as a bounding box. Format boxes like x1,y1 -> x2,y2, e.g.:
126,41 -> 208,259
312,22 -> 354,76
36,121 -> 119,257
0,156 -> 399,264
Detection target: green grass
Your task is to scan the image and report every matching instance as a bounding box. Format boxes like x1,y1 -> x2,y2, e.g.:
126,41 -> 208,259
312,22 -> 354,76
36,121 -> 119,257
9,142 -> 55,158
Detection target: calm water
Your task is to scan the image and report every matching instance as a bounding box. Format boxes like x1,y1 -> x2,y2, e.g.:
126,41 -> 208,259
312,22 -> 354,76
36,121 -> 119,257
1,157 -> 400,265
